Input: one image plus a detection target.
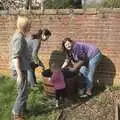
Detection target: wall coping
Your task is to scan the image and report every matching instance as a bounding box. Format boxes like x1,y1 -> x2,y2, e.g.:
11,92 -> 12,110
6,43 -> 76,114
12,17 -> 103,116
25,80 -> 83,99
0,8 -> 120,15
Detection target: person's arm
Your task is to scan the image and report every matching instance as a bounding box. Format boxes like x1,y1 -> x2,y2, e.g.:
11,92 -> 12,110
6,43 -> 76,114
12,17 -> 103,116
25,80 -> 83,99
69,54 -> 86,72
32,40 -> 40,64
15,57 -> 23,87
32,39 -> 45,69
33,52 -> 44,68
71,50 -> 87,70
61,59 -> 69,69
72,60 -> 84,70
13,38 -> 23,87
61,53 -> 70,69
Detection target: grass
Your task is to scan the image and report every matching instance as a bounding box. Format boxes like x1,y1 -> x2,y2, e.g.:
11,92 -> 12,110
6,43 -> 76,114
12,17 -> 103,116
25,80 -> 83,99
1,75 -> 120,120
0,76 -> 59,120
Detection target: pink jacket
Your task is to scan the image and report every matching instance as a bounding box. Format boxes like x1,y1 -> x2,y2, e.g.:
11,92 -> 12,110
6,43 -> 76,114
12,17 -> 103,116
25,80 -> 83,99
51,70 -> 65,90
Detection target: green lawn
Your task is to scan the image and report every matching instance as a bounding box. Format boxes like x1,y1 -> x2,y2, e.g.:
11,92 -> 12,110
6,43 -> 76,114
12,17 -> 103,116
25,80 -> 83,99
0,76 -> 59,120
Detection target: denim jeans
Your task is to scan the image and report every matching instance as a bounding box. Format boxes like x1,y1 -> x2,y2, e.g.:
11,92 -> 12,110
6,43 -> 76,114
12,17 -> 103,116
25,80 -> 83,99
27,62 -> 38,88
27,69 -> 36,88
80,52 -> 102,89
12,71 -> 28,115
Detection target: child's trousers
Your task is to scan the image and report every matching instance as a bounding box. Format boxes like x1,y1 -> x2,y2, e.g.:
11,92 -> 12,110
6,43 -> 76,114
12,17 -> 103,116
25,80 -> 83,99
56,88 -> 66,101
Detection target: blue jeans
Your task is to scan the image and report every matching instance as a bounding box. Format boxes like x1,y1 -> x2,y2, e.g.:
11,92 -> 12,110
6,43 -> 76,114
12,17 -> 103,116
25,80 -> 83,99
27,69 -> 36,88
12,71 -> 28,115
80,52 -> 102,89
12,69 -> 35,88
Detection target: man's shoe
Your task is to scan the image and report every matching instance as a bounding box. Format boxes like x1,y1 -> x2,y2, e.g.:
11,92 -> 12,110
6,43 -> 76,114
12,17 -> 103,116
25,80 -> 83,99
78,88 -> 85,96
12,111 -> 25,120
80,93 -> 92,98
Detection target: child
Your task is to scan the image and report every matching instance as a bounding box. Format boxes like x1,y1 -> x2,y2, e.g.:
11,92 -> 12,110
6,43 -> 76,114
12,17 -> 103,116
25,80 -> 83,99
49,63 -> 66,108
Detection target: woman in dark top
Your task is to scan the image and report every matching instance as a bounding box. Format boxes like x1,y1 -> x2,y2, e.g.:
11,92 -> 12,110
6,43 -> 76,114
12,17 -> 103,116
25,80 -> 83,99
27,29 -> 51,87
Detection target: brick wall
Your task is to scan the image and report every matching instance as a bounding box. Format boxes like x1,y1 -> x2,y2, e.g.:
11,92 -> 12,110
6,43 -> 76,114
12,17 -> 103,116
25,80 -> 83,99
0,9 -> 120,86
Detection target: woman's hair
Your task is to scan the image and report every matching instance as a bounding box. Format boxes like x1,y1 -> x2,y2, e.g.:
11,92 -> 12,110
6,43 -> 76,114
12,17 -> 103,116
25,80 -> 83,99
32,29 -> 42,39
16,16 -> 31,33
62,37 -> 74,52
42,29 -> 51,36
32,28 -> 51,39
51,63 -> 61,71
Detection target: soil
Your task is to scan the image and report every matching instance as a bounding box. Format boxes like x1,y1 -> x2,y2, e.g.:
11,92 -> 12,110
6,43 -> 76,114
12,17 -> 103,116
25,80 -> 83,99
59,89 -> 120,120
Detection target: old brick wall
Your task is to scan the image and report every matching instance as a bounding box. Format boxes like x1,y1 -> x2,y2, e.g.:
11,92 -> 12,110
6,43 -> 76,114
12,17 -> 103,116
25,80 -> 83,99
0,9 -> 120,86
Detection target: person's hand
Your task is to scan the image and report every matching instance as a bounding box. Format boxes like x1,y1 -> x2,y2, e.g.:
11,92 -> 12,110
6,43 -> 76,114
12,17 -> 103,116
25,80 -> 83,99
42,66 -> 45,71
61,67 -> 65,70
40,64 -> 45,71
68,67 -> 76,72
38,62 -> 45,71
17,73 -> 23,88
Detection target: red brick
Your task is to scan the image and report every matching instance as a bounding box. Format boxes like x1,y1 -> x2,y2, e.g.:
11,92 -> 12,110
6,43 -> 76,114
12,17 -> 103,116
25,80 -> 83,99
0,9 -> 120,85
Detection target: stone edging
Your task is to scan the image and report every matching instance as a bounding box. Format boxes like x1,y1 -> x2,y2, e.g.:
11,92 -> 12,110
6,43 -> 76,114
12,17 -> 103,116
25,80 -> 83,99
0,8 -> 120,15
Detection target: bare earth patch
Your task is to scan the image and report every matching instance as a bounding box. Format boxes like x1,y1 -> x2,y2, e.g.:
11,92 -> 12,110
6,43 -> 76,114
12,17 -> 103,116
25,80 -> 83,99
60,89 -> 120,120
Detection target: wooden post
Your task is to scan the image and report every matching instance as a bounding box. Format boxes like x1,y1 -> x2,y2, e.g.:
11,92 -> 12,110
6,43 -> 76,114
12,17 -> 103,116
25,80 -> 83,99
115,100 -> 120,120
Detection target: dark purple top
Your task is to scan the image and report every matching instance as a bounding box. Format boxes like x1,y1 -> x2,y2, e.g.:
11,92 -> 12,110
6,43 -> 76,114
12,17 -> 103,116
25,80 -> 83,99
67,41 -> 100,62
